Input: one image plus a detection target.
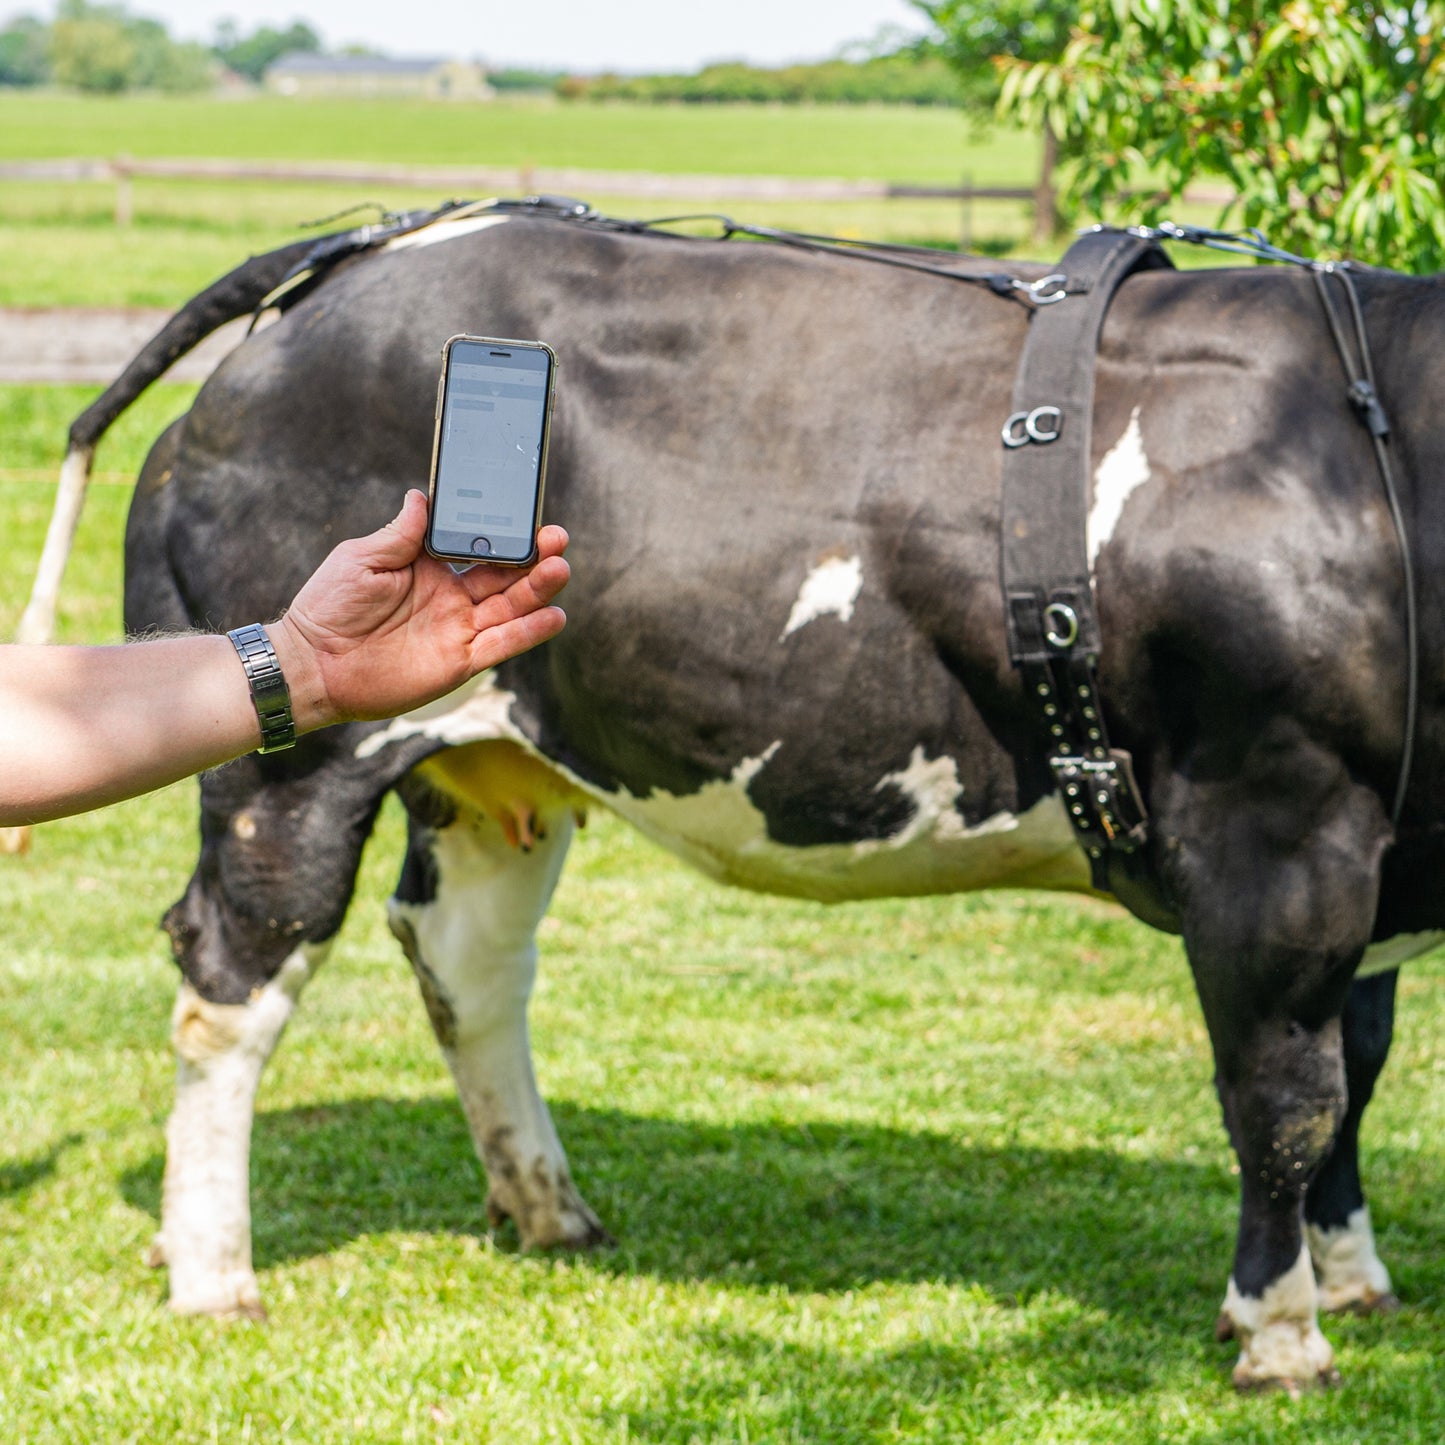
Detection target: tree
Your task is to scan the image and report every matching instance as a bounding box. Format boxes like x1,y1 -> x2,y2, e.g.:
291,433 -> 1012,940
211,19 -> 320,83
0,14 -> 51,85
48,1 -> 215,94
914,1 -> 1080,245
996,0 -> 1445,272
49,3 -> 136,94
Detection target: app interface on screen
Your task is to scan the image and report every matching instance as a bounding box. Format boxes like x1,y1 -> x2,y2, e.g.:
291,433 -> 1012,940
435,346 -> 549,553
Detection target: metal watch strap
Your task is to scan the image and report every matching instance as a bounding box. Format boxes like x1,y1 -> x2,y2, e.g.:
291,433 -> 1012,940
226,623 -> 296,754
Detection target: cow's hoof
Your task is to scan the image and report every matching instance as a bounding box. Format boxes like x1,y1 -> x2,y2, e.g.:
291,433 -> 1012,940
487,1189 -> 615,1251
1230,1321 -> 1337,1395
1325,1288 -> 1400,1317
167,1271 -> 267,1321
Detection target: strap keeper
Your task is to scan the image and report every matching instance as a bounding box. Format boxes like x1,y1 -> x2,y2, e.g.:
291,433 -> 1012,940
227,623 -> 296,754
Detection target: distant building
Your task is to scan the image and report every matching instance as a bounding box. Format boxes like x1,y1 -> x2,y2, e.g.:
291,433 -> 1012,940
265,53 -> 493,100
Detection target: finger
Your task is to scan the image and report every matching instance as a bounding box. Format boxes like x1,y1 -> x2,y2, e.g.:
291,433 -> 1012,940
470,556 -> 571,625
467,605 -> 568,673
351,489 -> 428,571
459,549 -> 571,607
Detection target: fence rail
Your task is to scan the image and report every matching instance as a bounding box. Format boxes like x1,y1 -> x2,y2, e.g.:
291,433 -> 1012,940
0,156 -> 1233,232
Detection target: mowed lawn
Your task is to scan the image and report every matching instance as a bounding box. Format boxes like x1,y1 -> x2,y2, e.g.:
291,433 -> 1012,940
3,364 -> 1445,1443
0,93 -> 1041,307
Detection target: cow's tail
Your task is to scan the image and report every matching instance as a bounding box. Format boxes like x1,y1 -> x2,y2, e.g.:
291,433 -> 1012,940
14,235 -> 320,647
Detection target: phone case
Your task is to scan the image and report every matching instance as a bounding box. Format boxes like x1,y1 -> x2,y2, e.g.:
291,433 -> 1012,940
425,333 -> 557,566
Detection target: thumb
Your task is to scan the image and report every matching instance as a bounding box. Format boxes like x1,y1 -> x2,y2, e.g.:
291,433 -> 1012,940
358,489 -> 428,570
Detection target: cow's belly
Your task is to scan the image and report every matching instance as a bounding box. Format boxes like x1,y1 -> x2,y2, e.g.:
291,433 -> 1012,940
358,676 -> 1092,903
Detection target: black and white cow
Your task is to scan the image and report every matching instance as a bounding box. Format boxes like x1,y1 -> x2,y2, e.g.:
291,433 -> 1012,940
57,210 -> 1445,1391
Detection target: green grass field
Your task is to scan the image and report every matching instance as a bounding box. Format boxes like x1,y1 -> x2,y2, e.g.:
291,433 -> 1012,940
3,373 -> 1445,1441
0,93 -> 1040,307
0,91 -> 1437,1443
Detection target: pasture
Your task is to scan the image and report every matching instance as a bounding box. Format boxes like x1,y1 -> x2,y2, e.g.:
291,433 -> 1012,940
1,90 -> 1444,1441
4,389 -> 1445,1438
0,93 -> 1037,308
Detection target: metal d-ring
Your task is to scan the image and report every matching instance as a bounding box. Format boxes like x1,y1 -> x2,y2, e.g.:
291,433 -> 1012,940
1043,601 -> 1079,649
1016,273 -> 1068,305
1001,404 -> 1064,448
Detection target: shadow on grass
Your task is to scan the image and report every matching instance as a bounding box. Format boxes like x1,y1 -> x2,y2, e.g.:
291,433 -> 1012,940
0,1133 -> 81,1198
118,1096 -> 1248,1315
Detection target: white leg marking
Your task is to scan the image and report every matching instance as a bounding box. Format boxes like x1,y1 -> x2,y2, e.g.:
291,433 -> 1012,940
1307,1206 -> 1397,1314
1087,406 -> 1149,571
389,806 -> 607,1249
1221,1246 -> 1337,1392
780,553 -> 863,639
156,945 -> 326,1317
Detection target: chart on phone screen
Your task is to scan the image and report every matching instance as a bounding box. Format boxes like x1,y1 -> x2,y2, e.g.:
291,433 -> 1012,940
436,359 -> 546,543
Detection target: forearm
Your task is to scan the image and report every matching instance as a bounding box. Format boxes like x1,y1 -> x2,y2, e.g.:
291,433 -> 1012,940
0,633 -> 296,825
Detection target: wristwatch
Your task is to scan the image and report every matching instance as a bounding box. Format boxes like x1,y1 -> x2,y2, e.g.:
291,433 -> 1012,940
227,623 -> 296,754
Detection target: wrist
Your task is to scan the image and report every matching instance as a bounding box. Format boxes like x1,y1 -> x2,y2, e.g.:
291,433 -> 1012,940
263,616 -> 333,736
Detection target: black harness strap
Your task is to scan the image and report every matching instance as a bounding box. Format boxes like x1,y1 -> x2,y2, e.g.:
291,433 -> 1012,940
1000,230 -> 1175,889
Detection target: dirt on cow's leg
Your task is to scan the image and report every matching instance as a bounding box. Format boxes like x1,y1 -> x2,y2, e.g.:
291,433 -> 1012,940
1164,747 -> 1391,1394
389,786 -> 609,1251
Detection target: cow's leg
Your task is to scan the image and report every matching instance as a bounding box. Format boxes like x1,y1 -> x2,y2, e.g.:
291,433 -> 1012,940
1173,763 -> 1389,1393
388,789 -> 608,1249
150,744 -> 394,1316
152,941 -> 327,1318
1304,969 -> 1400,1315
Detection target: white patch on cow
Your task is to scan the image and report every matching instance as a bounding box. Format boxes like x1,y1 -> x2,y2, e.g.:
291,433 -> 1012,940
388,808 -> 605,1248
1359,930 -> 1445,977
382,212 -> 511,252
1087,406 -> 1149,571
361,684 -> 1089,900
355,671 -> 524,759
1221,1246 -> 1335,1390
780,554 -> 863,639
597,744 -> 1088,901
157,944 -> 327,1317
1307,1206 -> 1395,1314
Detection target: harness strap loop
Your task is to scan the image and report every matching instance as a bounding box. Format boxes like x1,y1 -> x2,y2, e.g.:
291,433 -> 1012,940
1000,230 -> 1174,889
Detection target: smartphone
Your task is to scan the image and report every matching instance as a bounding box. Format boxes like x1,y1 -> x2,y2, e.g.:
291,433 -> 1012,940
425,334 -> 557,565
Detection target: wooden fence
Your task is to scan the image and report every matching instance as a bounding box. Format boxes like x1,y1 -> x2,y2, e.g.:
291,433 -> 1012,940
0,156 -> 1232,238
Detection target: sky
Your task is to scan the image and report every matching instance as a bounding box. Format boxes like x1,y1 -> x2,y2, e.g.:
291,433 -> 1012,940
11,1 -> 933,74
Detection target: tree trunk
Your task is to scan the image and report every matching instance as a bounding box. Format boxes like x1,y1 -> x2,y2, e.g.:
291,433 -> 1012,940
1031,121 -> 1062,252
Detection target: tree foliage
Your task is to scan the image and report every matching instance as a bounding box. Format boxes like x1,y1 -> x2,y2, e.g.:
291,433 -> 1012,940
39,0 -> 212,93
998,0 -> 1445,272
0,13 -> 51,85
914,1 -> 1078,109
559,48 -> 960,106
212,19 -> 320,83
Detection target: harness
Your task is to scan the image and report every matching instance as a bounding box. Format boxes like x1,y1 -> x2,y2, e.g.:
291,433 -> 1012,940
265,198 -> 1417,887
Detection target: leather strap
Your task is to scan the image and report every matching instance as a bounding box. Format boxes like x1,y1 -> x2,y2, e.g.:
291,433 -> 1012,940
999,230 -> 1174,888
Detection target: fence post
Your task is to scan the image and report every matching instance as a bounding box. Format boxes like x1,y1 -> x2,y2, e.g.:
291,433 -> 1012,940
113,154 -> 133,226
960,172 -> 973,253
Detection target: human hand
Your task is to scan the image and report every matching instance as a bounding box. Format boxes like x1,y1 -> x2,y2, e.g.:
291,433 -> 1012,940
272,490 -> 569,729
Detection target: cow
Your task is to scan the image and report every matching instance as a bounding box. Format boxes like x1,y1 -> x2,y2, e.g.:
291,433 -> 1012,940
33,205 -> 1444,1393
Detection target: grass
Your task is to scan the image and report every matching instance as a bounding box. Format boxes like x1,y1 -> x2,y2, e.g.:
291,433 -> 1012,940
0,93 -> 1042,306
2,380 -> 1445,1443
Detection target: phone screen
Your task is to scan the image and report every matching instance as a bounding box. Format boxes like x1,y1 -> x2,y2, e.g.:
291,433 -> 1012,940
428,337 -> 554,564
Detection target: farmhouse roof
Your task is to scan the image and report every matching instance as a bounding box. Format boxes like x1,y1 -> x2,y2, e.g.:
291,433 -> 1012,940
267,53 -> 455,77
